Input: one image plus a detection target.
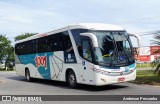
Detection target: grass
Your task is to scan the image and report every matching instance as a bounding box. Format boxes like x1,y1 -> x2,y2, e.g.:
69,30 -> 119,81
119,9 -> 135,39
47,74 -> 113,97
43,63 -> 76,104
136,63 -> 152,68
132,70 -> 160,86
0,68 -> 15,71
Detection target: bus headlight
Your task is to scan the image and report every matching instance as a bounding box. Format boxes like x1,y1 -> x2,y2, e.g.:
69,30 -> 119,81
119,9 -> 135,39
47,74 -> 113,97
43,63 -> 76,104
94,68 -> 109,75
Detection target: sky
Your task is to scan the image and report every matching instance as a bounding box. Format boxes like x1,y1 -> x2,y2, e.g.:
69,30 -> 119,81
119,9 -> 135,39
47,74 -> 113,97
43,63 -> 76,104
0,0 -> 160,46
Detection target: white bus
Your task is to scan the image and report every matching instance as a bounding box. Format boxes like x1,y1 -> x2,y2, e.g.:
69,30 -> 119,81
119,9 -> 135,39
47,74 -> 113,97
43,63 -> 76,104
15,23 -> 136,88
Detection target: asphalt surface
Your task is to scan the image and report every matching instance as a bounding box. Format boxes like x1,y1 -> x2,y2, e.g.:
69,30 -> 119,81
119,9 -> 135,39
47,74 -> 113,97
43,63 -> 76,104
0,71 -> 160,104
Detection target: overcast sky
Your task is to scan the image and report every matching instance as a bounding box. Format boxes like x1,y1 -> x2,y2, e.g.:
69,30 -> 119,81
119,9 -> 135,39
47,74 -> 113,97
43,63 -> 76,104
0,0 -> 160,46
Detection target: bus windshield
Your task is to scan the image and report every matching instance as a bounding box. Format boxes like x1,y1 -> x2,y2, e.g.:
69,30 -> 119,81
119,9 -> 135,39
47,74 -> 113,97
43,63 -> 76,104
92,31 -> 134,67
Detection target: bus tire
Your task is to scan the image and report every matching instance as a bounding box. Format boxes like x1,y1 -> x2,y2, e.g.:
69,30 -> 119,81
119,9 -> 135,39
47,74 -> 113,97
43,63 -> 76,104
25,69 -> 31,82
67,70 -> 77,88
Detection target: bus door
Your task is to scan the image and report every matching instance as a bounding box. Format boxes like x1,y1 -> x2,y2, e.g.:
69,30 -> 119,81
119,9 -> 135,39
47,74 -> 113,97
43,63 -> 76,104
80,36 -> 95,85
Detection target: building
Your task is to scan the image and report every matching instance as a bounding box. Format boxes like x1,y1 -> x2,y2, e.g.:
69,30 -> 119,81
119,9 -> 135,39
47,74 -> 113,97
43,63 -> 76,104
134,46 -> 160,62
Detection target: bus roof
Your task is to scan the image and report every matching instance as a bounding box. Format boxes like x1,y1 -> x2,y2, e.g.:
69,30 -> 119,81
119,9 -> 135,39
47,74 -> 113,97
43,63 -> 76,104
16,23 -> 125,44
68,23 -> 125,30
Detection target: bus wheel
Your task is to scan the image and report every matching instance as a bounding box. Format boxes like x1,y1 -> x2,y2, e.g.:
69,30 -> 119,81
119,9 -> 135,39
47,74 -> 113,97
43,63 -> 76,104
67,70 -> 77,88
25,69 -> 31,82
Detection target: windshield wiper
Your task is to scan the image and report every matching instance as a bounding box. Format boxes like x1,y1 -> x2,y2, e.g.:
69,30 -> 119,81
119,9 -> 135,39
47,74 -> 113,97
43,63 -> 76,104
110,38 -> 120,66
116,41 -> 130,65
98,62 -> 110,66
108,39 -> 119,67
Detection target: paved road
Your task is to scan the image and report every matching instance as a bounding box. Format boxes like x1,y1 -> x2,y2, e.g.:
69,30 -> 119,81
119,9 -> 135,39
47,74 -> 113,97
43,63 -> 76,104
0,71 -> 160,104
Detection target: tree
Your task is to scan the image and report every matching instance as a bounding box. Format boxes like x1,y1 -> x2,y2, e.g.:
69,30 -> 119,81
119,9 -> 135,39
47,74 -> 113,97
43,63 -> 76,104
0,33 -> 37,70
0,35 -> 13,69
151,32 -> 160,76
15,33 -> 38,41
5,46 -> 14,69
152,32 -> 160,45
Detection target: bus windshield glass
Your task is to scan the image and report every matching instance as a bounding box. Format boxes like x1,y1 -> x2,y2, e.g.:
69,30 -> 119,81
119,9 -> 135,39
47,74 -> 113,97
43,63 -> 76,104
92,31 -> 134,67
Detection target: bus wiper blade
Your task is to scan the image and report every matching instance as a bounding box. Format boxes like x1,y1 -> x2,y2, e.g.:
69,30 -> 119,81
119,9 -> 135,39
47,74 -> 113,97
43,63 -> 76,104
109,50 -> 116,67
111,38 -> 119,65
117,42 -> 130,64
98,62 -> 110,66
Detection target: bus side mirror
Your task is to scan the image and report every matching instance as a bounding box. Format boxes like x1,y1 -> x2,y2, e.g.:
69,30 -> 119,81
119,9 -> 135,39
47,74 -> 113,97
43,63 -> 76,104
128,33 -> 141,47
80,33 -> 98,47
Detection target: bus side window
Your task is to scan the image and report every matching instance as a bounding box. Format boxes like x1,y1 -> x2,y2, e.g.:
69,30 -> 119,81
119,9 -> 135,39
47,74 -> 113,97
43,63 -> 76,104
82,40 -> 92,62
15,42 -> 29,55
29,39 -> 37,54
47,36 -> 53,52
71,29 -> 89,57
23,41 -> 29,54
61,31 -> 74,54
37,37 -> 47,53
19,42 -> 28,55
15,44 -> 21,55
47,34 -> 62,52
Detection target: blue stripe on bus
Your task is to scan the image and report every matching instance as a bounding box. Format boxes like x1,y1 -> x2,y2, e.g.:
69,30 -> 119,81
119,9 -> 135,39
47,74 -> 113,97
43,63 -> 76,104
18,52 -> 53,80
129,63 -> 136,68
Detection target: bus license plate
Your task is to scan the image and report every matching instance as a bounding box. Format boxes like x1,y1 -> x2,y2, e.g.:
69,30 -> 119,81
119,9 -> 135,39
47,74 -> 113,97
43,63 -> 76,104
118,77 -> 125,82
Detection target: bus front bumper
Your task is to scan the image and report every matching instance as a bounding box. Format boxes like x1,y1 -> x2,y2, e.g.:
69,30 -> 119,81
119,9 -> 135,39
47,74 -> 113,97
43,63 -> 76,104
94,69 -> 136,86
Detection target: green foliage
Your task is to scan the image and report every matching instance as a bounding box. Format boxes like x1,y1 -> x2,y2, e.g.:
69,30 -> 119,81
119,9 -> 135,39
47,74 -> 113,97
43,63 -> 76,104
5,46 -> 14,68
0,33 -> 38,70
0,34 -> 11,63
0,34 -> 14,69
132,70 -> 160,85
0,68 -> 14,71
151,33 -> 160,45
136,63 -> 152,68
15,33 -> 38,41
151,32 -> 160,76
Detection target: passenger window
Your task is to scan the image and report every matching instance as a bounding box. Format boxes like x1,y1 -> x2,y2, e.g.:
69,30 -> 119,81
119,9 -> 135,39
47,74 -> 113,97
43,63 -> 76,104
47,33 -> 62,51
82,40 -> 92,62
37,37 -> 47,53
15,43 -> 22,55
29,39 -> 37,54
61,31 -> 74,54
23,41 -> 29,54
71,29 -> 88,57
